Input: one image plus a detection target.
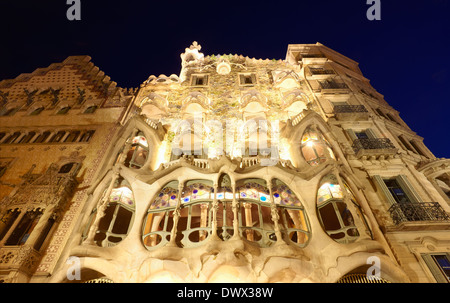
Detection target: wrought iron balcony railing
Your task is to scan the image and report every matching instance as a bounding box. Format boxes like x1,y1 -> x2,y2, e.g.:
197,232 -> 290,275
309,68 -> 335,75
319,81 -> 348,90
352,138 -> 397,156
334,105 -> 368,113
388,202 -> 450,225
301,54 -> 326,59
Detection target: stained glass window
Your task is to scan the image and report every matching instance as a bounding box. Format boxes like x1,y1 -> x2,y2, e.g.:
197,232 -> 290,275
150,182 -> 179,210
272,181 -> 302,206
237,180 -> 270,203
181,181 -> 214,203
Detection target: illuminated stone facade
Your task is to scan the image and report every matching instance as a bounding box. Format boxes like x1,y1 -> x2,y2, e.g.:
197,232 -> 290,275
0,43 -> 449,283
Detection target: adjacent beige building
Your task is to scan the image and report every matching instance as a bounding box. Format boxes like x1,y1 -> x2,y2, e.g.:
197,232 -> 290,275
0,43 -> 449,283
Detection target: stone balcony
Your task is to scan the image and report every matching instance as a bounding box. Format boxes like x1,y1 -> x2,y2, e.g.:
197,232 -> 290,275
318,81 -> 349,94
334,105 -> 369,121
352,138 -> 398,158
387,202 -> 450,231
300,54 -> 328,65
307,67 -> 335,80
0,246 -> 42,275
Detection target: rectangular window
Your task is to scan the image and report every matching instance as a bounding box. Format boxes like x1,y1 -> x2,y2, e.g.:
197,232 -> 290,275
239,73 -> 257,86
49,131 -> 66,143
3,132 -> 21,144
191,74 -> 209,87
373,175 -> 422,206
383,179 -> 410,203
33,216 -> 56,251
355,130 -> 369,139
5,209 -> 43,246
0,209 -> 21,241
79,130 -> 95,143
422,253 -> 450,283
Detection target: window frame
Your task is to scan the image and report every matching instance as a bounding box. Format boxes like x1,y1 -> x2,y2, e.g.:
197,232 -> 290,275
190,74 -> 209,87
422,253 -> 450,283
238,73 -> 257,86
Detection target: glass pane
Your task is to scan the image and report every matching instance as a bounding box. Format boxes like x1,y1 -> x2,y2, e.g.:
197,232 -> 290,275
317,184 -> 333,204
131,146 -> 148,167
318,203 -> 341,231
151,185 -> 178,209
98,204 -> 115,231
237,181 -> 269,202
111,206 -> 133,234
433,255 -> 450,280
182,182 -> 213,203
336,201 -> 354,227
272,183 -> 302,206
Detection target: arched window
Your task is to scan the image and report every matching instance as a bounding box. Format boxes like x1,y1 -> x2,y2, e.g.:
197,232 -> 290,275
94,178 -> 135,247
5,209 -> 43,246
142,181 -> 178,249
301,126 -> 335,166
124,132 -> 149,169
0,209 -> 21,242
316,175 -> 361,244
272,179 -> 310,246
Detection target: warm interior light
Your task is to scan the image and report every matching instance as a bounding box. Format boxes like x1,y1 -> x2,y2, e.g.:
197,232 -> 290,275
208,266 -> 244,283
146,271 -> 182,283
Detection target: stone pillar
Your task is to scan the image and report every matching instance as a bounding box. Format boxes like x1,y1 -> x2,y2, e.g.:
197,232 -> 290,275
231,181 -> 240,240
333,166 -> 370,240
267,179 -> 283,244
210,183 -> 220,240
168,182 -> 184,247
0,209 -> 26,247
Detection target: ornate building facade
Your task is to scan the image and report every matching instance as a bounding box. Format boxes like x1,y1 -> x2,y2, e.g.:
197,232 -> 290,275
0,43 -> 449,283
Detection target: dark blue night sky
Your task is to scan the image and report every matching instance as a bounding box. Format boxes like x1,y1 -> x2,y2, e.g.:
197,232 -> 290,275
0,0 -> 449,157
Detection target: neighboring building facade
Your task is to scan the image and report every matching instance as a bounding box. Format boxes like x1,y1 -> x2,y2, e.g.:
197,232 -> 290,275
0,56 -> 135,282
0,43 -> 449,283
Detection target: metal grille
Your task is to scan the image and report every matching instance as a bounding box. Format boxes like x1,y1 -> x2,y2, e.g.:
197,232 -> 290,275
333,105 -> 368,113
352,138 -> 396,153
337,273 -> 390,283
84,278 -> 114,283
389,202 -> 450,225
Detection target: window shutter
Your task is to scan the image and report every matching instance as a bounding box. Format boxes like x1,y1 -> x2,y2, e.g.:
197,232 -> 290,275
239,74 -> 245,85
365,128 -> 377,139
346,129 -> 358,141
421,254 -> 449,283
372,175 -> 397,206
396,175 -> 421,203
